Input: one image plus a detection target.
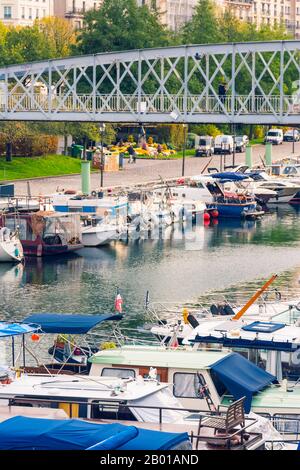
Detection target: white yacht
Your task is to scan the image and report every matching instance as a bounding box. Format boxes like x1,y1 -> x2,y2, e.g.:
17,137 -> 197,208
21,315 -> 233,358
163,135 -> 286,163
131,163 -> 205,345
81,214 -> 126,247
232,166 -> 300,203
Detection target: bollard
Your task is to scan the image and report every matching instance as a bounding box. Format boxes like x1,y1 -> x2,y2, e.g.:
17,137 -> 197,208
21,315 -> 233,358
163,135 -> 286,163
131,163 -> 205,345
265,142 -> 272,166
6,142 -> 12,162
245,144 -> 252,167
81,160 -> 91,195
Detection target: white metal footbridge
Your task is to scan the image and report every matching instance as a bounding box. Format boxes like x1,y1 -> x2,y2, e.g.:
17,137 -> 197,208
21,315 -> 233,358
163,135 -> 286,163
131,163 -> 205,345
1,41 -> 300,124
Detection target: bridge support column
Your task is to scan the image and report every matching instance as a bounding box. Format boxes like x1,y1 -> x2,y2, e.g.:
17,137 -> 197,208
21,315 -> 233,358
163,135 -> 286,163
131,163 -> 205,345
81,160 -> 91,195
245,144 -> 252,167
265,142 -> 272,166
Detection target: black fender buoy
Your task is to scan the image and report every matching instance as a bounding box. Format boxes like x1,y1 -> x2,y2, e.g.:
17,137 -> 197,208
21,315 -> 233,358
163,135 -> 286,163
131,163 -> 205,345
210,304 -> 219,316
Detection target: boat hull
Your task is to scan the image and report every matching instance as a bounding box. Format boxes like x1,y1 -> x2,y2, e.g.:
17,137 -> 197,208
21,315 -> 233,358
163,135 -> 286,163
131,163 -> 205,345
21,240 -> 83,257
0,238 -> 23,263
82,228 -> 119,247
207,202 -> 257,218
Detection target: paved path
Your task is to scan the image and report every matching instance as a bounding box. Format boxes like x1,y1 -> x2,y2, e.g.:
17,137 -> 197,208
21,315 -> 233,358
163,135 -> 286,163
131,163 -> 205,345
12,141 -> 300,196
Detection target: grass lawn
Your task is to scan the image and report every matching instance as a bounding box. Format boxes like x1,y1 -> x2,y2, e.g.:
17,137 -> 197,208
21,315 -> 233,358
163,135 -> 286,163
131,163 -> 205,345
249,138 -> 264,145
0,150 -> 194,182
0,154 -> 97,181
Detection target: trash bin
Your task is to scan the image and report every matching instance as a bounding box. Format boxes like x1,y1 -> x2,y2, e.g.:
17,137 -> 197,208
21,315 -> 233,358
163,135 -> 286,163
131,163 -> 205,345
71,144 -> 84,158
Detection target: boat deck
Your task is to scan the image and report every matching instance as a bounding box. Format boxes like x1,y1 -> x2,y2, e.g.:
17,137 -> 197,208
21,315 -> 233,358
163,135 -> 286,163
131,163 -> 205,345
0,405 -> 68,422
93,419 -> 264,450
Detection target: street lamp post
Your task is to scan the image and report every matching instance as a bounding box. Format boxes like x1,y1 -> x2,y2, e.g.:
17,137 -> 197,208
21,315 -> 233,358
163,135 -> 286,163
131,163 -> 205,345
99,123 -> 106,188
232,126 -> 236,167
182,124 -> 187,177
293,128 -> 295,154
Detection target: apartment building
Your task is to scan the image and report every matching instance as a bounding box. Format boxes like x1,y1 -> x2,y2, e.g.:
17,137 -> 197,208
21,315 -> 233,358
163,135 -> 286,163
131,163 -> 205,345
140,0 -> 300,37
53,0 -> 102,29
0,0 -> 53,26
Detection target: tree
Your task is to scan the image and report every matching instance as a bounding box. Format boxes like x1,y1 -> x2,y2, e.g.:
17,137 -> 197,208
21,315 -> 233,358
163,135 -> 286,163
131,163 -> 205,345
181,0 -> 220,45
1,25 -> 50,65
37,17 -> 77,58
75,0 -> 169,55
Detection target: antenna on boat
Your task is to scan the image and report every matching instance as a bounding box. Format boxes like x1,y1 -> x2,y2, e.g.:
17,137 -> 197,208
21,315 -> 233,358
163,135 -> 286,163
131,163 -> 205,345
232,274 -> 278,321
145,290 -> 150,310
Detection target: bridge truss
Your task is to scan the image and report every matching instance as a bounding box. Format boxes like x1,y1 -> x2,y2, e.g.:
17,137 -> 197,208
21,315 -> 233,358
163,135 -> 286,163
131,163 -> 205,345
1,41 -> 300,124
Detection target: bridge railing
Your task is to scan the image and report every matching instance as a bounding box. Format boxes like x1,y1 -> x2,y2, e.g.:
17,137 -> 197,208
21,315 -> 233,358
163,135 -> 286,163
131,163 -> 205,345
0,93 -> 298,115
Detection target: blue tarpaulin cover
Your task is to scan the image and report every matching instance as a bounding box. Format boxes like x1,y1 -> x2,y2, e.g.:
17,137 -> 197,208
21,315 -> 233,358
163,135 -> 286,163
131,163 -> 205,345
211,353 -> 276,413
0,417 -> 189,450
0,322 -> 38,338
211,172 -> 249,181
23,313 -> 123,334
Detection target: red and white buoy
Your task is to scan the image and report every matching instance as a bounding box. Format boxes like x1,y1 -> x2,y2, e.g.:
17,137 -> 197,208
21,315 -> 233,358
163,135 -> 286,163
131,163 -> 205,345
114,293 -> 123,313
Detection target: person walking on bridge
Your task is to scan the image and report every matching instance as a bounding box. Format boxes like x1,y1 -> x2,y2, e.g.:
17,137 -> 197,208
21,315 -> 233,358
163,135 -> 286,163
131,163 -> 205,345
218,78 -> 227,109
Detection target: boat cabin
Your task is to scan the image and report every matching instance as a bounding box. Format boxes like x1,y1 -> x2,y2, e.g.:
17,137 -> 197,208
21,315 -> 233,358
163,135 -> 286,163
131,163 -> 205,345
3,212 -> 83,257
88,346 -> 300,421
52,193 -> 128,218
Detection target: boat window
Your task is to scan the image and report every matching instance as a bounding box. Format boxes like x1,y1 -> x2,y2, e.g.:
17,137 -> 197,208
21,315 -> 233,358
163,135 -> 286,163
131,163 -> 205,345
101,367 -> 136,379
283,166 -> 297,175
272,414 -> 300,436
250,173 -> 264,181
173,372 -> 205,398
68,207 -> 83,213
271,166 -> 281,176
91,400 -> 137,421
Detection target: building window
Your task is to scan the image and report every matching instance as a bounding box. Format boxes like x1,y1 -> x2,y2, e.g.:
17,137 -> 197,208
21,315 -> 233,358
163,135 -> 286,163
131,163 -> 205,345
3,6 -> 12,19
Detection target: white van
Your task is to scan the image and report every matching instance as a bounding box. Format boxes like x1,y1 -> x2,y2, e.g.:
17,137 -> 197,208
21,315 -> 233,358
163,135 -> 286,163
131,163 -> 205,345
214,135 -> 234,154
264,129 -> 283,145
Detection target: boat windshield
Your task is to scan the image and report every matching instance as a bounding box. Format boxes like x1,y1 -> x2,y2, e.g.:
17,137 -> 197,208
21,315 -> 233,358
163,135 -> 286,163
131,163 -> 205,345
282,166 -> 299,175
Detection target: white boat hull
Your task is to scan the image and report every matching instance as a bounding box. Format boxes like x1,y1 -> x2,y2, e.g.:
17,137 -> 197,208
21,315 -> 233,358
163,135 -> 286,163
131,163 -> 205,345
82,227 -> 119,247
0,238 -> 24,263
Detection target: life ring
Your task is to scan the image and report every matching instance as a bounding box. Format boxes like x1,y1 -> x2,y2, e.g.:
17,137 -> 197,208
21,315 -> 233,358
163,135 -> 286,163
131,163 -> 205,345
91,191 -> 97,197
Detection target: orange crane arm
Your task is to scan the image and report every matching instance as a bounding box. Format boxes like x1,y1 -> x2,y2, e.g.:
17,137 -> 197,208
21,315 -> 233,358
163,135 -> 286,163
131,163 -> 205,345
232,274 -> 278,321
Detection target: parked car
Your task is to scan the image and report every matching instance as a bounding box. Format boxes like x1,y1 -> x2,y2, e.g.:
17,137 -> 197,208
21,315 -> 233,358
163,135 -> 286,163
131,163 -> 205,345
283,129 -> 300,142
195,136 -> 214,157
264,128 -> 283,145
214,135 -> 234,154
235,135 -> 249,153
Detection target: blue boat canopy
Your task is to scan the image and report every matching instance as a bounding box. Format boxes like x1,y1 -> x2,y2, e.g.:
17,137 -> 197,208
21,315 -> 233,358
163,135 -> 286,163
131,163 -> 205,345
0,417 -> 189,451
211,172 -> 249,181
23,313 -> 123,334
0,322 -> 39,338
211,353 -> 276,413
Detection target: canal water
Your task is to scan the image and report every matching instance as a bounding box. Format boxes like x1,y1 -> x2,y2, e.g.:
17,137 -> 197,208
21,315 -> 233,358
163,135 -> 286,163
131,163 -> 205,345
1,204 -> 300,361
